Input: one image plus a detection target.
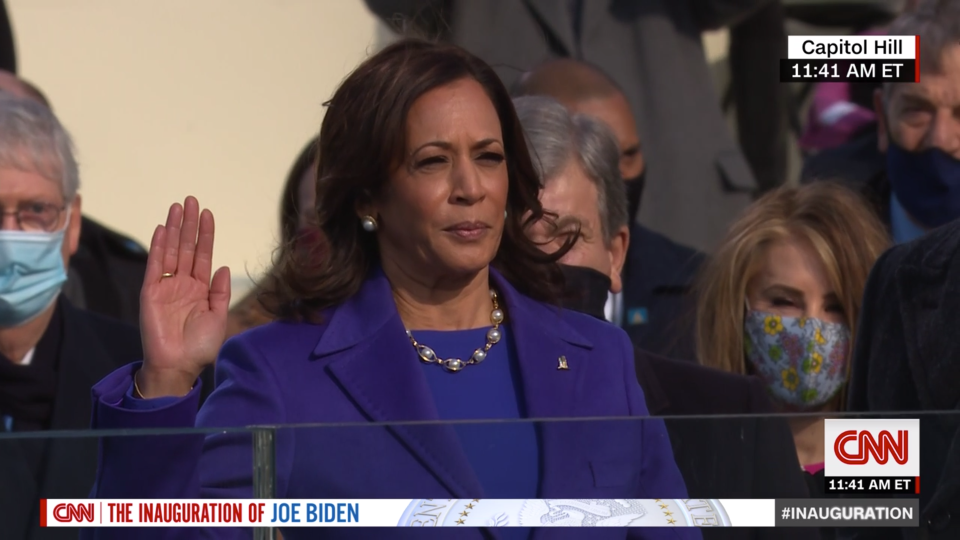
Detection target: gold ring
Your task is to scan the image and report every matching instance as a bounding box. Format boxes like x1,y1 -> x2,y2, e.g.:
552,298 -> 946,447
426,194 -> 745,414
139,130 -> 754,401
161,272 -> 175,279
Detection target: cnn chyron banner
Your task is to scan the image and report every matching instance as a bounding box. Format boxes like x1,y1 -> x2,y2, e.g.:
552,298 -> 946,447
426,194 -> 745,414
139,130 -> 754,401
39,499 -> 925,528
41,499 -> 747,527
824,419 -> 921,495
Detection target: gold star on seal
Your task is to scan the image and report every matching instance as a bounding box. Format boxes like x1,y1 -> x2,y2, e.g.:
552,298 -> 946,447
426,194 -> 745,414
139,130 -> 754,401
659,504 -> 668,510
460,511 -> 469,517
465,503 -> 475,509
654,499 -> 662,502
473,499 -> 480,503
456,518 -> 465,525
664,511 -> 673,517
667,518 -> 676,525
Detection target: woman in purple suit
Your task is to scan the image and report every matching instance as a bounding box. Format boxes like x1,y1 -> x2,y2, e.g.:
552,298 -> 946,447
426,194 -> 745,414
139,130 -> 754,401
86,40 -> 694,540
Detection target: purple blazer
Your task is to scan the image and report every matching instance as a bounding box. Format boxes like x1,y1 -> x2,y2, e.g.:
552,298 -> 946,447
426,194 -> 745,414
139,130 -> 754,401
85,268 -> 698,540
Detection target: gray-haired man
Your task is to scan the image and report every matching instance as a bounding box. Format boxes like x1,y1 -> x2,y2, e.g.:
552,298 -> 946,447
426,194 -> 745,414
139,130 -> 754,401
0,96 -> 142,540
517,96 -> 811,540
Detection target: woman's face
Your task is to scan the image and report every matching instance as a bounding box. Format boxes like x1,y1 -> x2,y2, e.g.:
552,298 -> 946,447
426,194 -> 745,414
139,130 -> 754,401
745,235 -> 845,324
371,77 -> 508,282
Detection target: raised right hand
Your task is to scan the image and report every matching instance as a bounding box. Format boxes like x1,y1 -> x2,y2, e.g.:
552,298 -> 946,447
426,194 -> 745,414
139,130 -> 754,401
137,196 -> 231,398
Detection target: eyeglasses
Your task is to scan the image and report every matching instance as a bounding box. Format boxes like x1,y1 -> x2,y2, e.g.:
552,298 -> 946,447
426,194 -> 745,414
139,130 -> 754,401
0,202 -> 66,232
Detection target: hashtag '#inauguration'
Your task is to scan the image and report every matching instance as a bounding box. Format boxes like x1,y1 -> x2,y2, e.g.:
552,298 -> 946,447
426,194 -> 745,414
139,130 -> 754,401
783,506 -> 913,521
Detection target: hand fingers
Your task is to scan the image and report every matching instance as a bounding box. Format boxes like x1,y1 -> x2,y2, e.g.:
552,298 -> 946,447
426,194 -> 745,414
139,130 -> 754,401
143,225 -> 166,285
193,208 -> 215,285
176,196 -> 200,277
162,203 -> 183,275
209,266 -> 232,314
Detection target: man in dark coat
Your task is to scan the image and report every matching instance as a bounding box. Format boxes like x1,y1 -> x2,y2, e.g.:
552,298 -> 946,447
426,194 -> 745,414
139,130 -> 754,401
516,94 -> 814,540
0,96 -> 144,539
802,1 -> 960,246
515,59 -> 703,360
847,219 -> 960,539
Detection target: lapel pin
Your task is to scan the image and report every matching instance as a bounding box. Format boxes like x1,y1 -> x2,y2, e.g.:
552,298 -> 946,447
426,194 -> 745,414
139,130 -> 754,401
557,356 -> 569,370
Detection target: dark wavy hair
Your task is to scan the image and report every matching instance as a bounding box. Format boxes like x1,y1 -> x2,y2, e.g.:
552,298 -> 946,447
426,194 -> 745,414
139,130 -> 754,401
278,135 -> 320,246
262,39 -> 573,321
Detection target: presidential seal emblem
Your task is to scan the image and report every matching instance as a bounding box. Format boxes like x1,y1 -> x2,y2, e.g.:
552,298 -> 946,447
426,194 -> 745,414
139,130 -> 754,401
397,499 -> 731,527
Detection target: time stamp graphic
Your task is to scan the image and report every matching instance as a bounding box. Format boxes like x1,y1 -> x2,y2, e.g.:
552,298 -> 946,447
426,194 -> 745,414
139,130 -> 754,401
823,419 -> 921,496
780,35 -> 920,83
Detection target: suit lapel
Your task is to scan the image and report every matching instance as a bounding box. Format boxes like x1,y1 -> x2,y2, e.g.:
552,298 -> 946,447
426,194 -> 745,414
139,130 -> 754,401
321,270 -> 485,499
491,271 -> 594,501
524,0 -> 577,56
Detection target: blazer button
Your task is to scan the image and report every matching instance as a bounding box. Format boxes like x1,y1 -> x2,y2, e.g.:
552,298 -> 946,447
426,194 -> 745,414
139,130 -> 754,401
926,510 -> 951,532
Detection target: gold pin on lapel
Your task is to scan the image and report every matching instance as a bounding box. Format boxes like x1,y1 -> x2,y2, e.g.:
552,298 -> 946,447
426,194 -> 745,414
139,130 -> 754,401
557,356 -> 569,370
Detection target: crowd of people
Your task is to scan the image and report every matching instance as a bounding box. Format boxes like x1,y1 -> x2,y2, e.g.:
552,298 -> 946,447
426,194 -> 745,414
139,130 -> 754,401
1,0 -> 959,539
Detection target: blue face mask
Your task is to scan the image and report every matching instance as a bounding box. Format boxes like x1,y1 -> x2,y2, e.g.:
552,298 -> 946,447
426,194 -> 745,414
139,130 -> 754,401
0,218 -> 68,327
886,143 -> 960,228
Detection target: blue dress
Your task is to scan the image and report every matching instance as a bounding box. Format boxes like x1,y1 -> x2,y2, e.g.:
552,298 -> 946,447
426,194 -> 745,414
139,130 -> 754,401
412,324 -> 539,539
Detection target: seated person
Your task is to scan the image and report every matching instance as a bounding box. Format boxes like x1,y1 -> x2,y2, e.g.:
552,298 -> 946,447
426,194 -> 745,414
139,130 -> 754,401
517,94 -> 813,540
802,1 -> 960,245
0,96 -> 142,539
694,182 -> 888,509
515,59 -> 703,360
848,220 -> 960,538
0,69 -> 148,326
226,136 -> 320,337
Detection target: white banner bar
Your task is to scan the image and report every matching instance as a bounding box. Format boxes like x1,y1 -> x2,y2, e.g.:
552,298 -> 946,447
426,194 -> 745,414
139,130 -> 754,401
42,499 -> 772,527
787,35 -> 917,59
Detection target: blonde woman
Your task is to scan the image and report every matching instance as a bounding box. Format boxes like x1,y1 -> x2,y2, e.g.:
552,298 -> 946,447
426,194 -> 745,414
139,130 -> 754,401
695,182 -> 889,493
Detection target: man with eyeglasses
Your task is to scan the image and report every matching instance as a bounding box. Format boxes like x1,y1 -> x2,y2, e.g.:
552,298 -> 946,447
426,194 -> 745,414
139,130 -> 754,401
0,95 -> 143,540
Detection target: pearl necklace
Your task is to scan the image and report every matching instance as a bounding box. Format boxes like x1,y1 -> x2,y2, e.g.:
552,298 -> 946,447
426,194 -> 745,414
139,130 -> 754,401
405,289 -> 504,373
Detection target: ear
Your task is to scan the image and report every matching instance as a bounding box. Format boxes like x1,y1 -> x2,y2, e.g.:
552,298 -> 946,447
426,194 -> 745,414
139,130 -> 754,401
65,195 -> 82,257
354,191 -> 377,221
608,224 -> 630,294
874,88 -> 889,153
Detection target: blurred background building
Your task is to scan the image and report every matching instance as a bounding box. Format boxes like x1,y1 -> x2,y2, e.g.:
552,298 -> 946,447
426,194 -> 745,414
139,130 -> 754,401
6,0 -> 906,301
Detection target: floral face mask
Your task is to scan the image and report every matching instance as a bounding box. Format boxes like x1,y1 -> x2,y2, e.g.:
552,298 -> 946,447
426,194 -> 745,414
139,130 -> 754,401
743,310 -> 851,408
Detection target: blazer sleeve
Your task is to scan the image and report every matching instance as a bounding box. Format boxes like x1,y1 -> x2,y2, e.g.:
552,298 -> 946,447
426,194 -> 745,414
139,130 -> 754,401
84,335 -> 290,540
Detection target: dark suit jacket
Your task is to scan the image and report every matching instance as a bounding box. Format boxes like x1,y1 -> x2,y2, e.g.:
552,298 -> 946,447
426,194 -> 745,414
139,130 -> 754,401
622,223 -> 704,361
635,350 -> 817,540
364,0 -> 763,251
847,222 -> 960,538
66,216 -> 149,328
0,297 -> 142,540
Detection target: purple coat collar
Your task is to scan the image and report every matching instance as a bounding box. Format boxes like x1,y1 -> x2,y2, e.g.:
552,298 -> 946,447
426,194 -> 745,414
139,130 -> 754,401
313,266 -> 595,499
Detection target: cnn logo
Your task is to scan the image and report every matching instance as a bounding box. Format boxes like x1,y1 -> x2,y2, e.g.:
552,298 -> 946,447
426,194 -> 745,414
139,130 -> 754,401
824,419 -> 920,478
53,503 -> 95,523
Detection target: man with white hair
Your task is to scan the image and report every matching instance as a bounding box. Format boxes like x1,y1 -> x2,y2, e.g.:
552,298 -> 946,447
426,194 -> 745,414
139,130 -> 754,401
517,95 -> 811,540
0,70 -> 150,328
0,96 -> 142,540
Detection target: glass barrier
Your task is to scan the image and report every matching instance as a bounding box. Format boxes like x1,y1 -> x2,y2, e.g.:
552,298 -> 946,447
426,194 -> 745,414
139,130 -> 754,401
2,411 -> 955,539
